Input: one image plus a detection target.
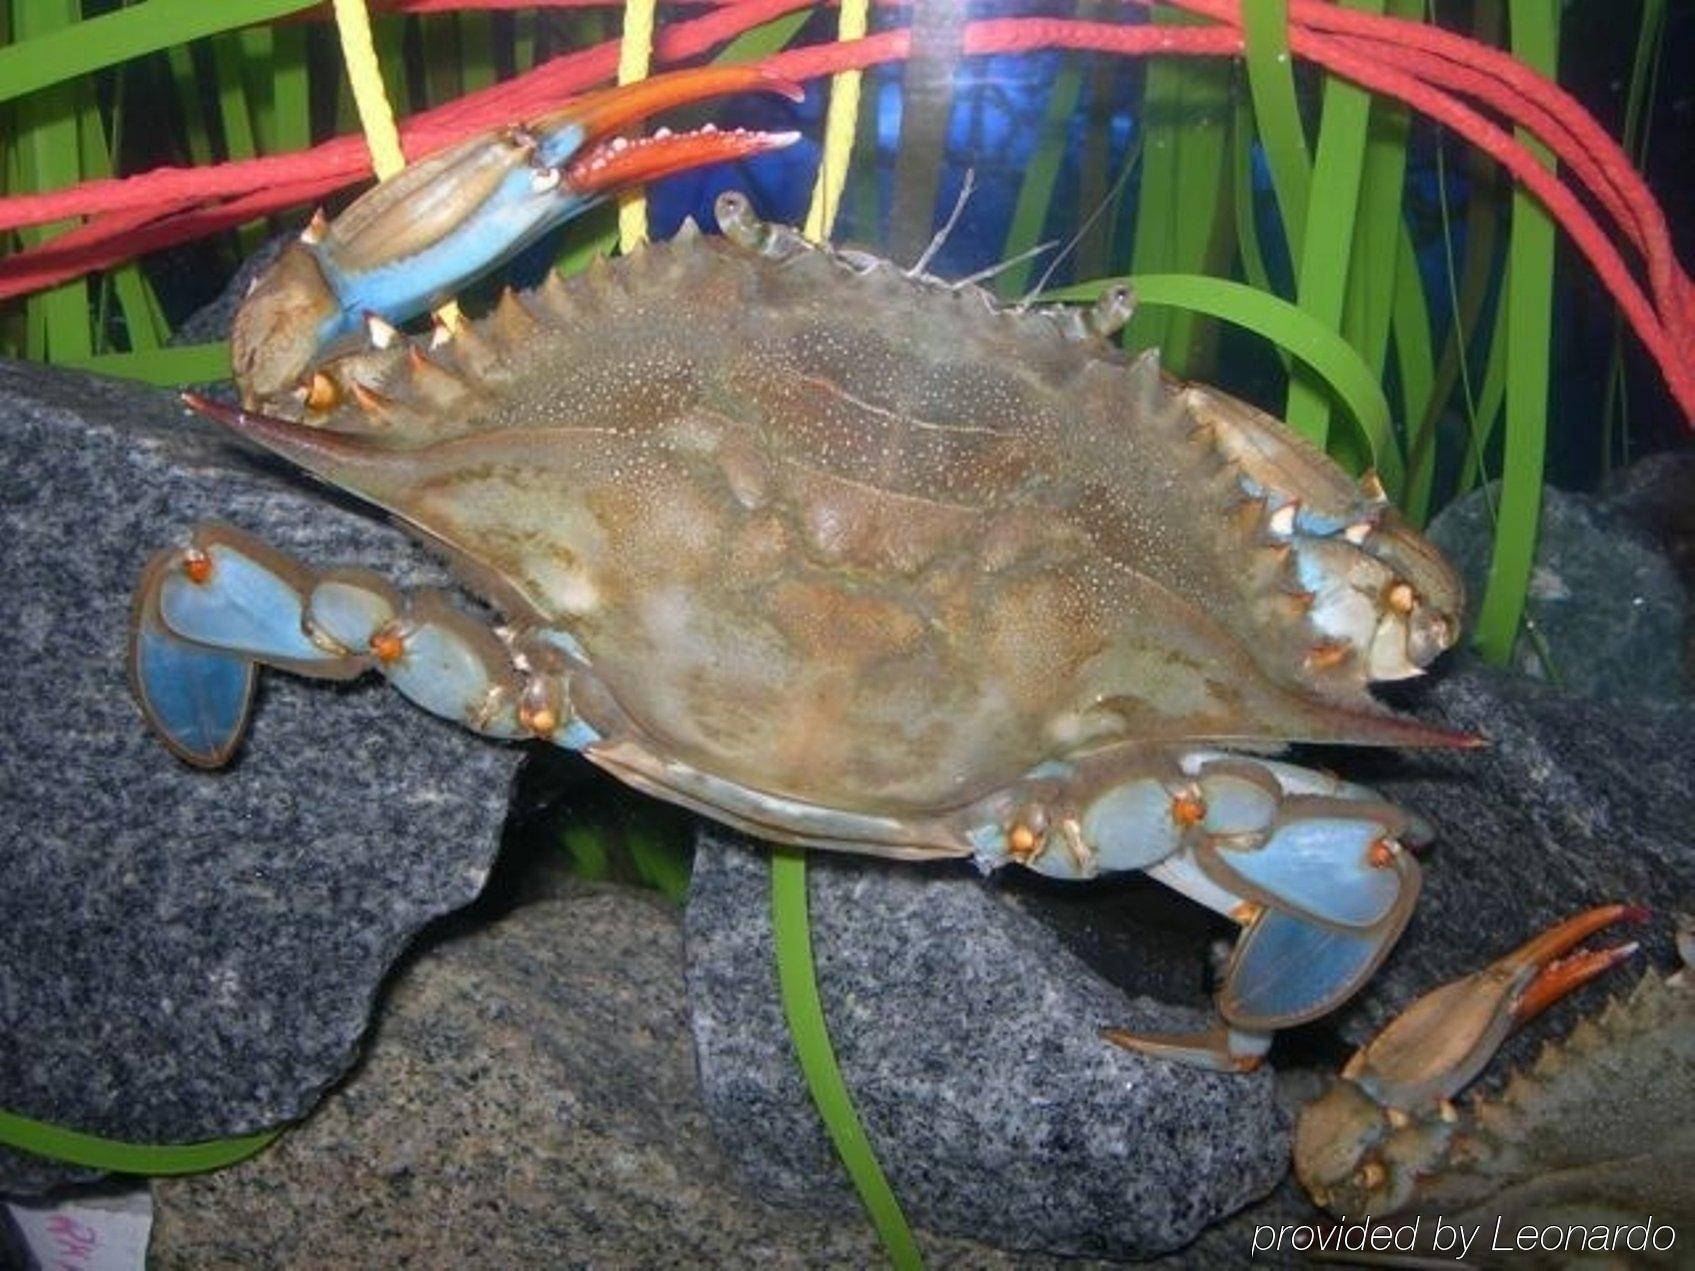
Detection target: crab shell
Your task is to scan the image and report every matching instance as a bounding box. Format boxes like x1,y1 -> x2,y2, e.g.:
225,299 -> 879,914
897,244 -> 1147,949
222,205 -> 1463,833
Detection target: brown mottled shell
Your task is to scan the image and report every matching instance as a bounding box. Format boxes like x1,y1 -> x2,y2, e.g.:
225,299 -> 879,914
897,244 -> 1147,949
263,225 -> 1459,817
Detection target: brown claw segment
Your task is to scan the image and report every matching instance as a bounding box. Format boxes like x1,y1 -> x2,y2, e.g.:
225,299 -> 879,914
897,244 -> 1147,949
1343,903 -> 1647,1111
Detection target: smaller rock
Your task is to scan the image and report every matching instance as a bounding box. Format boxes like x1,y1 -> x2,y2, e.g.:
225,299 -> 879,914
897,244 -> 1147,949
1426,482 -> 1688,699
685,834 -> 1289,1262
0,359 -> 519,1194
149,887 -> 1051,1269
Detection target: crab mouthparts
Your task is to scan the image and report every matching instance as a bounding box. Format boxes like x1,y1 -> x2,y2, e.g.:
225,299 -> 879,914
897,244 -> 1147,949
564,124 -> 801,197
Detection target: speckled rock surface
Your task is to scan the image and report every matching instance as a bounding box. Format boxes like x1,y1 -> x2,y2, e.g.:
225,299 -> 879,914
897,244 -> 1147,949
1427,482 -> 1689,699
0,359 -> 520,1194
149,887 -> 1074,1270
685,835 -> 1289,1262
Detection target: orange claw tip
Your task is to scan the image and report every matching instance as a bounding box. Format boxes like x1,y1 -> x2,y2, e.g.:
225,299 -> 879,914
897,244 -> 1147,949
541,64 -> 806,141
1515,940 -> 1641,1025
564,126 -> 801,198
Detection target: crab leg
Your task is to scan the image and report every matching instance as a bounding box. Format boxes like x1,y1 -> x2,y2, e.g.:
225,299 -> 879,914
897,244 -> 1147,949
1292,905 -> 1645,1216
233,65 -> 802,401
970,750 -> 1425,1070
1340,902 -> 1646,1109
129,523 -> 587,767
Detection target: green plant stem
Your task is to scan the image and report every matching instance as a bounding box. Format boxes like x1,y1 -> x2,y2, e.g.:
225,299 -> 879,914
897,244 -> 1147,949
1125,7 -> 1232,374
771,849 -> 920,1270
0,0 -> 316,107
0,1106 -> 280,1175
1473,0 -> 1558,665
1283,0 -> 1385,466
1240,0 -> 1310,253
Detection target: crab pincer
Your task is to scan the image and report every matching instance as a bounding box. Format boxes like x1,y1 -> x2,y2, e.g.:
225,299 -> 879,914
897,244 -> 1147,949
1294,903 -> 1646,1216
232,65 -> 803,401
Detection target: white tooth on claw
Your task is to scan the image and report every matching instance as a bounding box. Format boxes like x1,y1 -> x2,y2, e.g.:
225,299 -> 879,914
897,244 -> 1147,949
365,313 -> 401,349
701,123 -> 718,134
531,167 -> 561,193
654,126 -> 673,139
1344,520 -> 1374,545
1268,503 -> 1298,538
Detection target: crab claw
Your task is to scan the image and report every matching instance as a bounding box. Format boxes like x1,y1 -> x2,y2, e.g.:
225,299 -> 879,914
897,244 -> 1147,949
1293,904 -> 1644,1216
231,65 -> 803,401
1343,903 -> 1646,1110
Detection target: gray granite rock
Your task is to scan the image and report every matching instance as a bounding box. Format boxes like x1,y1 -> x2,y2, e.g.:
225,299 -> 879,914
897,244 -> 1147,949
1426,482 -> 1688,699
0,359 -> 520,1193
685,835 -> 1289,1262
150,886 -> 1073,1270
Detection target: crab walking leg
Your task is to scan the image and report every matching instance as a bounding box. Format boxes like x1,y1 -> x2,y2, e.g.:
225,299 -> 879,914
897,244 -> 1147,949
129,522 -> 580,767
971,749 -> 1425,1069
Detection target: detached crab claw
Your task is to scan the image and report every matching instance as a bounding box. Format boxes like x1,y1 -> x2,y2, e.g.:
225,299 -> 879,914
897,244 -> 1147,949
1294,903 -> 1646,1216
233,65 -> 803,401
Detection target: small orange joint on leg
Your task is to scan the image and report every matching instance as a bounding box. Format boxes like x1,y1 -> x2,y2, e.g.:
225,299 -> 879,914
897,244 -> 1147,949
1367,836 -> 1400,869
306,371 -> 341,413
1228,900 -> 1264,927
1385,581 -> 1416,616
369,626 -> 406,665
181,547 -> 213,585
518,677 -> 562,739
1169,786 -> 1207,831
1005,804 -> 1050,864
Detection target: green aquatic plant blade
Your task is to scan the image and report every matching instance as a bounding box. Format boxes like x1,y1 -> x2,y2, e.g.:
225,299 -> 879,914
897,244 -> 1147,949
560,823 -> 613,882
0,1106 -> 280,1175
1239,0 -> 1310,255
269,23 -> 310,163
211,29 -> 264,253
716,6 -> 813,64
1341,0 -> 1419,380
1393,223 -> 1440,525
462,13 -> 496,93
625,820 -> 692,905
1124,7 -> 1232,375
1455,288 -> 1511,496
771,849 -> 921,1270
166,43 -> 214,167
237,25 -> 276,155
1283,0 -> 1385,462
1472,0 -> 1558,666
63,342 -> 230,385
14,0 -> 91,365
74,77 -> 166,353
1229,95 -> 1282,306
1049,273 -> 1396,483
0,0 -> 316,108
998,53 -> 1084,297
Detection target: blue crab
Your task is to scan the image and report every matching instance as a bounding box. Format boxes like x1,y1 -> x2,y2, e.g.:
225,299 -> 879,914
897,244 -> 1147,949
1296,907 -> 1693,1261
130,67 -> 1472,1071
